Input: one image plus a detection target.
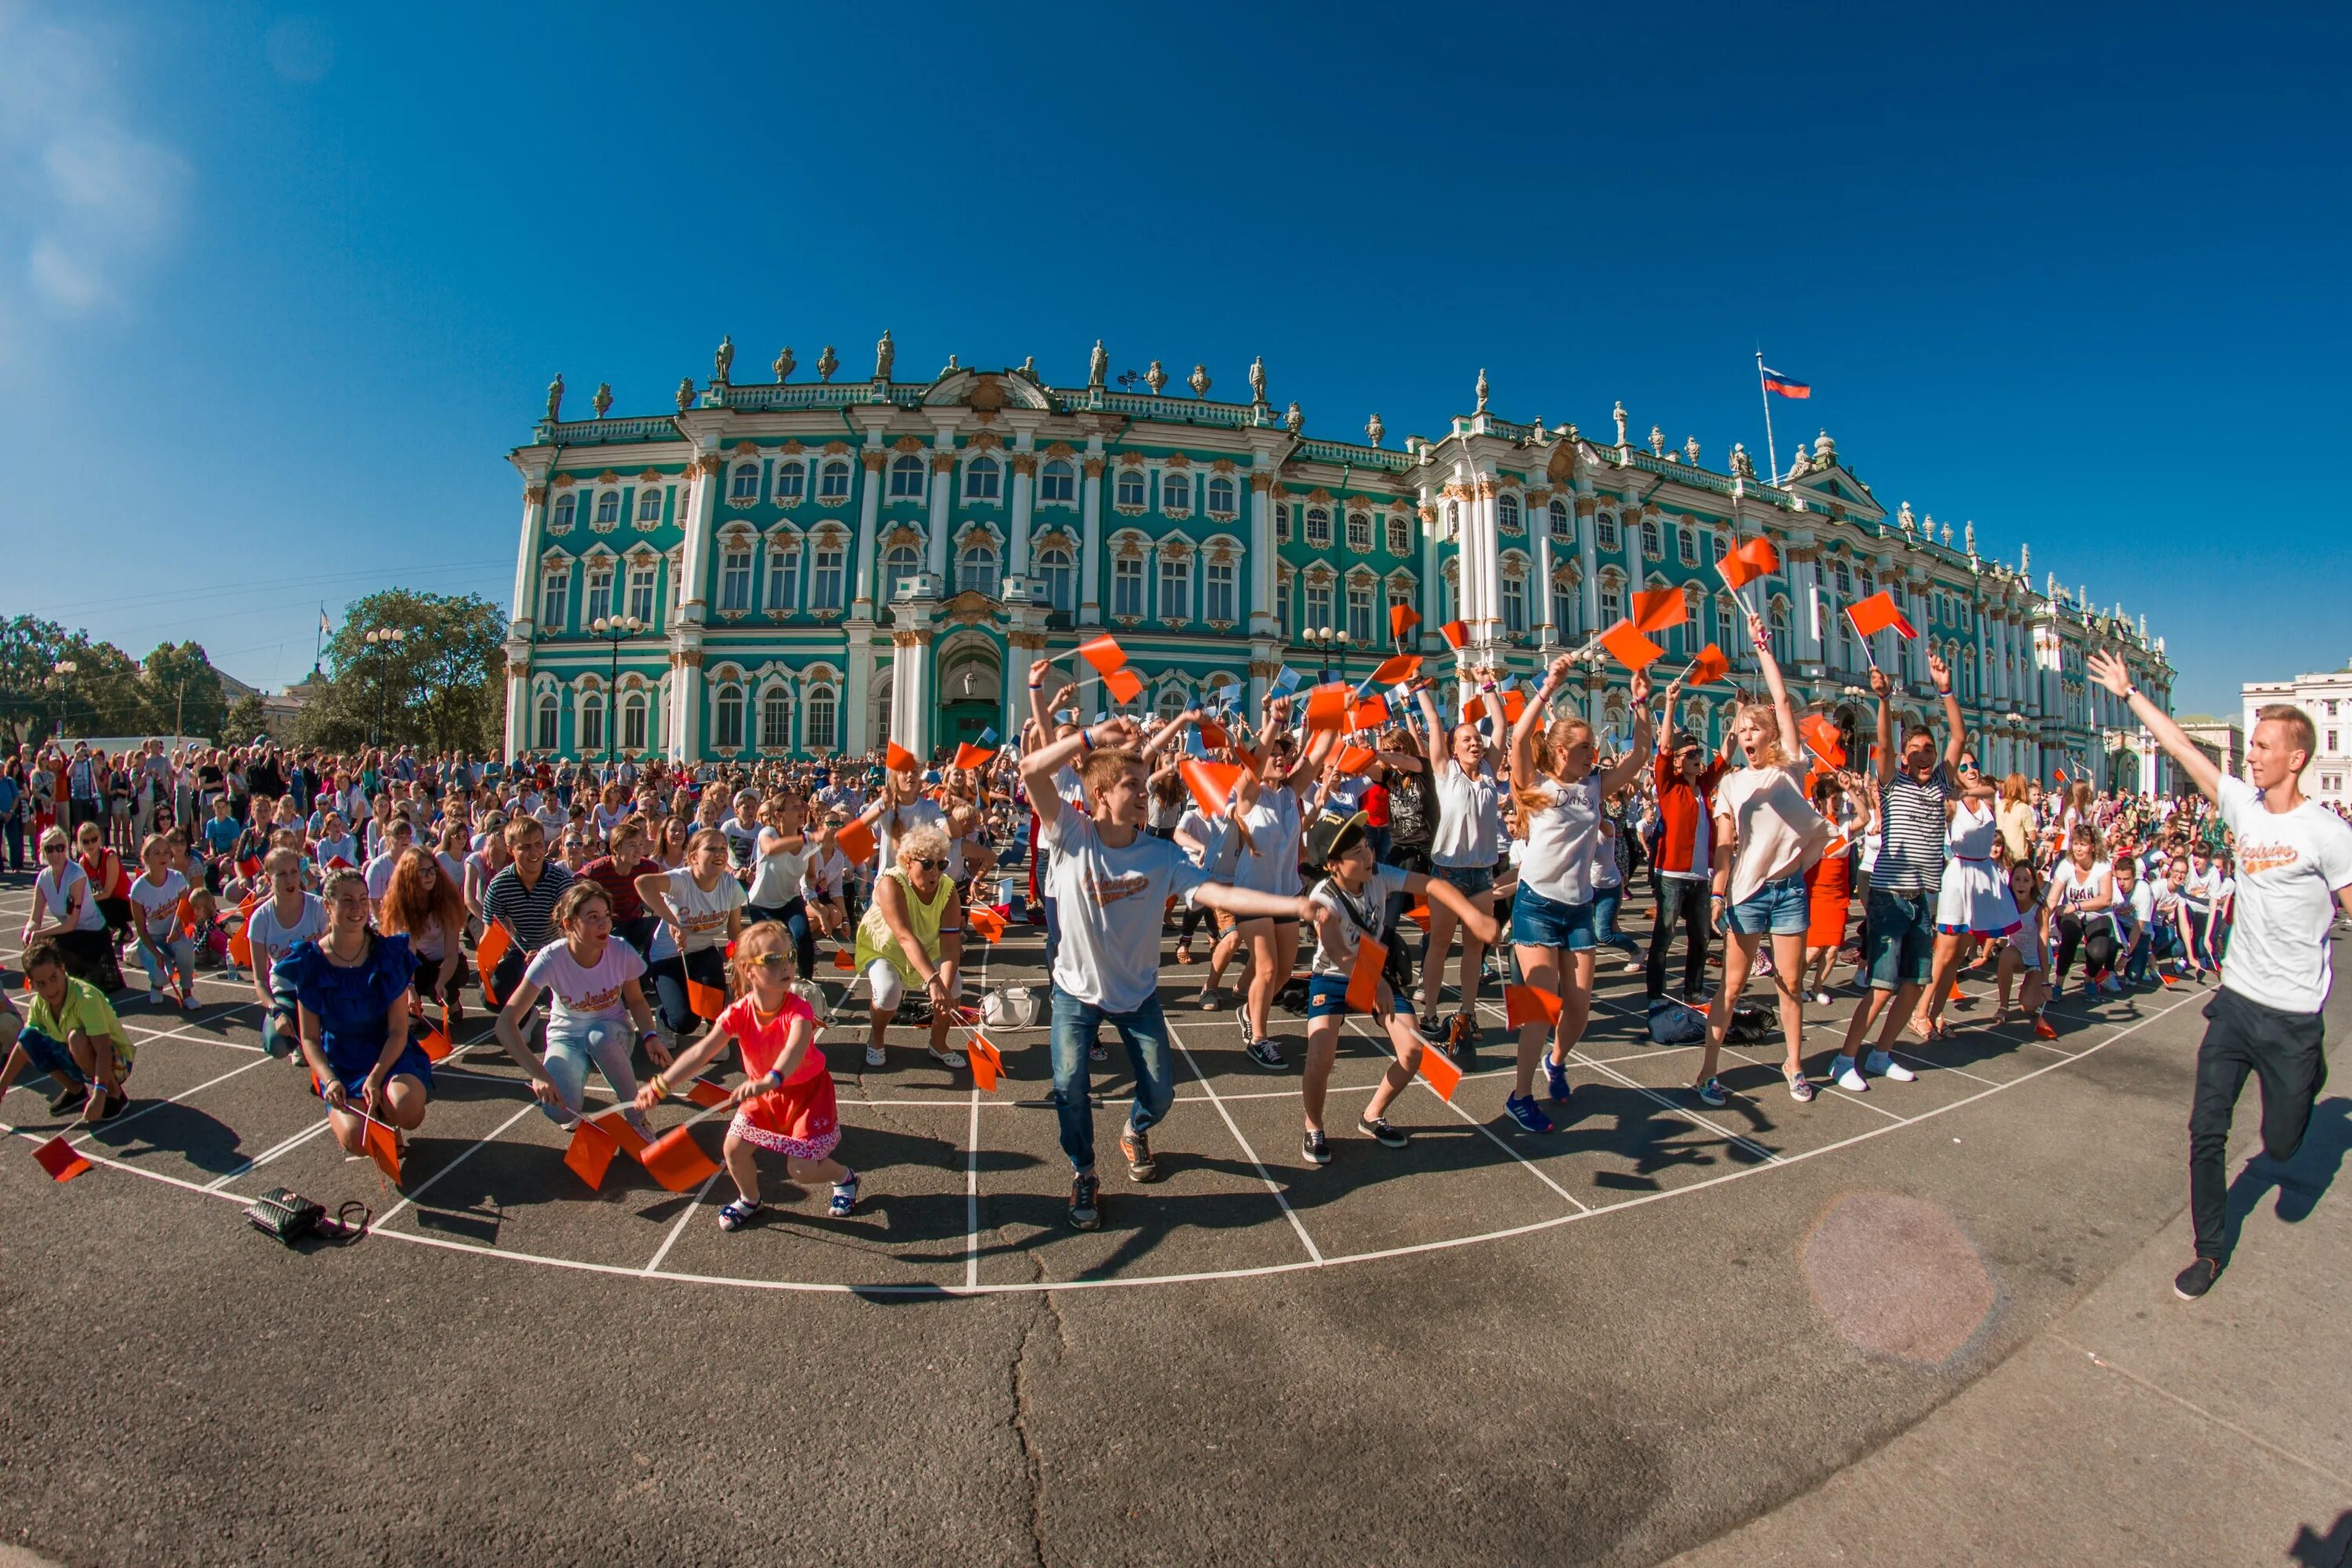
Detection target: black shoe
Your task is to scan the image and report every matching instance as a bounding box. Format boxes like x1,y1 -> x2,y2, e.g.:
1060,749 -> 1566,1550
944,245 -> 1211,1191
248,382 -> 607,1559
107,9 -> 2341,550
1358,1116 -> 1410,1149
2173,1256 -> 2220,1300
1301,1128 -> 1331,1166
1119,1125 -> 1156,1183
1243,1036 -> 1286,1070
1068,1172 -> 1101,1231
47,1083 -> 85,1117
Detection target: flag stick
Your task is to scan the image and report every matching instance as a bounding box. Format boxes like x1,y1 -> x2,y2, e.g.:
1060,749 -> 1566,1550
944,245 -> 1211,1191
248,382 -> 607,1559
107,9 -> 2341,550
1756,350 -> 1781,486
1712,560 -> 1757,619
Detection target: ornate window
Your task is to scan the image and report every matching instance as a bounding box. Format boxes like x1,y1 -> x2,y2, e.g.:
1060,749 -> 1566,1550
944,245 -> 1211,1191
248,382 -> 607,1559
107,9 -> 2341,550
765,543 -> 799,613
535,693 -> 558,753
1040,459 -> 1076,503
805,686 -> 837,751
626,560 -> 657,622
1596,512 -> 1620,551
1548,499 -> 1571,543
1158,550 -> 1191,621
1305,575 -> 1333,633
775,459 -> 807,504
1156,685 -> 1189,722
719,544 -> 753,612
622,691 -> 648,753
637,487 -> 663,524
713,684 -> 746,750
818,459 -> 851,503
1550,568 -> 1577,638
579,691 -> 606,755
595,490 -> 621,526
1275,503 -> 1292,543
1640,517 -> 1661,560
1345,510 -> 1372,552
1497,494 -> 1521,535
1769,597 -> 1793,662
539,564 -> 569,630
1204,556 -> 1236,623
1387,514 -> 1412,556
810,543 -> 844,610
1036,546 -> 1074,614
1598,571 -> 1623,626
1501,565 -> 1526,634
583,561 -> 614,625
1114,469 -> 1146,509
1679,526 -> 1700,568
889,455 -> 924,499
958,539 -> 1000,595
1715,593 -> 1737,655
1834,560 -> 1853,596
1163,473 -> 1191,514
1206,475 -> 1237,517
728,464 -> 760,503
964,455 -> 1001,502
551,493 -> 576,531
1346,577 -> 1374,643
760,687 -> 792,751
1112,554 -> 1145,619
884,543 -> 922,602
1305,506 -> 1332,548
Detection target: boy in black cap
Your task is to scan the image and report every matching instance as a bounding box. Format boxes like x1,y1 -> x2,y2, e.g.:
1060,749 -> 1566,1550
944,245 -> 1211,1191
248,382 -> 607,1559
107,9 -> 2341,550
1298,807 -> 1499,1165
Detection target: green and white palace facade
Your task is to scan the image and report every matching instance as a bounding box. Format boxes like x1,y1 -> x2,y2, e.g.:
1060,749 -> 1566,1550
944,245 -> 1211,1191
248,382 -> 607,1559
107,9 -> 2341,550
503,337 -> 2180,793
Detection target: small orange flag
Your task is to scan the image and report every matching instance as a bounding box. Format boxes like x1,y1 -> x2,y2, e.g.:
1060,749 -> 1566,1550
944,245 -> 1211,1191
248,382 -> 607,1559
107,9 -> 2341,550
1345,937 -> 1388,1013
1179,759 -> 1244,818
640,1125 -> 723,1192
591,1108 -> 652,1161
1631,588 -> 1686,635
1103,666 -> 1144,705
1389,603 -> 1421,641
417,1025 -> 456,1062
832,818 -> 876,865
1717,536 -> 1779,590
1799,714 -> 1846,768
1439,619 -> 1470,650
885,742 -> 920,773
32,1135 -> 92,1182
1487,688 -> 1526,726
1598,621 -> 1664,671
963,905 -> 1006,943
1348,696 -> 1388,733
833,947 -> 856,971
1304,684 -> 1350,733
1416,1043 -> 1463,1102
226,916 -> 253,970
686,978 -> 728,1022
1685,643 -> 1730,685
1846,590 -> 1915,639
1369,653 -> 1421,686
361,1116 -> 403,1186
564,1116 -> 619,1189
1505,985 -> 1563,1031
967,1034 -> 1004,1092
1197,718 -> 1229,749
1334,744 -> 1377,775
475,922 -> 512,1004
1076,635 -> 1126,676
684,1079 -> 731,1109
1403,902 -> 1430,927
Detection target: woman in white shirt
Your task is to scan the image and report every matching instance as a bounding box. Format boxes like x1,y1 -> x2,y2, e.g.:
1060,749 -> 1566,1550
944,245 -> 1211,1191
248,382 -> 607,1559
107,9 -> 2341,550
24,826 -> 115,988
1694,613 -> 1840,1105
1414,680 -> 1506,1038
634,827 -> 747,1036
1503,657 -> 1652,1132
1224,720 -> 1332,1070
125,833 -> 196,1010
2048,826 -> 2120,996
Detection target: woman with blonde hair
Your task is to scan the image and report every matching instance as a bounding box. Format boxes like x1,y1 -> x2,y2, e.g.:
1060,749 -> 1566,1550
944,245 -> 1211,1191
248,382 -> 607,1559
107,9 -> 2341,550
1995,772 -> 2037,866
851,821 -> 966,1073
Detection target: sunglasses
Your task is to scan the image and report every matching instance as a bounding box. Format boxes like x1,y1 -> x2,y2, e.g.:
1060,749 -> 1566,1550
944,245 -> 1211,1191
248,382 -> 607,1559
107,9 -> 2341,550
912,857 -> 949,872
743,952 -> 791,971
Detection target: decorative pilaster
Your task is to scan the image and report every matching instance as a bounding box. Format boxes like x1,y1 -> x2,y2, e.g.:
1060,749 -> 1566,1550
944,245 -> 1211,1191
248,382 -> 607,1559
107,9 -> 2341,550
851,448 -> 885,620
666,641 -> 704,763
888,611 -> 938,763
509,477 -> 548,631
1575,495 -> 1599,636
1247,467 -> 1276,637
844,623 -> 875,754
677,452 -> 721,619
1008,448 -> 1036,577
1080,444 -> 1105,626
925,437 -> 957,582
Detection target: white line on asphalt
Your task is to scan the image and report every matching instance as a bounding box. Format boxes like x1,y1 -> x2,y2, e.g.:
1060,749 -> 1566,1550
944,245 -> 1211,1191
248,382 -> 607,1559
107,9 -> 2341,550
641,1166 -> 727,1275
375,1102 -> 543,1229
964,1086 -> 982,1290
1166,1022 -> 1323,1265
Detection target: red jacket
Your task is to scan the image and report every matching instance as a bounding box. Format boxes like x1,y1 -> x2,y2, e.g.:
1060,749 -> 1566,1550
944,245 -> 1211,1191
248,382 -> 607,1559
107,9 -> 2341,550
1651,750 -> 1725,877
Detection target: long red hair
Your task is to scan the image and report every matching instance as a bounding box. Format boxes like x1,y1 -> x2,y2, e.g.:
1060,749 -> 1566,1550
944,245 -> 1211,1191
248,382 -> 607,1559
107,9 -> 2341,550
380,845 -> 463,939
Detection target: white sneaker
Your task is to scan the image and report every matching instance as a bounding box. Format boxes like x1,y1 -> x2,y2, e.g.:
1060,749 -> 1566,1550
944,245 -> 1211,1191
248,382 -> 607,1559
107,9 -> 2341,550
863,1044 -> 887,1068
929,1046 -> 969,1069
1831,1055 -> 1867,1092
1864,1050 -> 1916,1083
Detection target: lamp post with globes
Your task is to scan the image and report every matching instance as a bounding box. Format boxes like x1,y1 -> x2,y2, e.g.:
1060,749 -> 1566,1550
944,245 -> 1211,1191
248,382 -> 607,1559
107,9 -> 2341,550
590,614 -> 643,767
49,659 -> 77,740
1303,626 -> 1350,685
364,627 -> 406,746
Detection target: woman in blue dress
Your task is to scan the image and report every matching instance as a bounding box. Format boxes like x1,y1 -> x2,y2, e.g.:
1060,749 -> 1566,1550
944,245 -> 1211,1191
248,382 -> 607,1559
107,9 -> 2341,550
287,867 -> 432,1156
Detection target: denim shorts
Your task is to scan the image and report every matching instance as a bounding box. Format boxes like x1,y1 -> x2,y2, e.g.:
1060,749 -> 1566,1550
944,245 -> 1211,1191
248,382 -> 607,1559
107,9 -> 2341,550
1433,863 -> 1496,898
1728,873 -> 1809,937
1511,884 -> 1595,951
1306,973 -> 1362,1018
1863,887 -> 1936,989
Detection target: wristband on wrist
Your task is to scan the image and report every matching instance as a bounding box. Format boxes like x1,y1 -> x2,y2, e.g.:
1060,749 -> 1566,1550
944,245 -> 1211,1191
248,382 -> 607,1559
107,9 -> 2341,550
1028,681 -> 1043,691
1078,728 -> 1094,753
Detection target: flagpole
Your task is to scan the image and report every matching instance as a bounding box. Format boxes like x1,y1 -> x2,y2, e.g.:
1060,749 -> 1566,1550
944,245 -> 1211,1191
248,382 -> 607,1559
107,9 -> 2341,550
314,602 -> 325,673
1756,351 -> 1780,485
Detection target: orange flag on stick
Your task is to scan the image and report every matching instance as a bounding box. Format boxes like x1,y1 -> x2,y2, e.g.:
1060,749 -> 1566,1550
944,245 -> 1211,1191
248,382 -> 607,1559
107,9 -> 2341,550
1304,684 -> 1350,733
1348,696 -> 1388,733
1684,643 -> 1730,686
591,1108 -> 652,1161
1717,536 -> 1780,590
417,1025 -> 456,1063
963,905 -> 1007,943
952,742 -> 996,770
967,1034 -> 1004,1093
1103,666 -> 1144,705
1416,1042 -> 1463,1101
1345,937 -> 1388,1014
885,742 -> 920,772
640,1125 -> 723,1192
832,947 -> 856,971
685,1079 -> 731,1109
1597,620 -> 1664,672
1179,759 -> 1244,818
1369,653 -> 1421,686
1076,635 -> 1127,676
361,1115 -> 404,1186
832,817 -> 876,866
1846,590 -> 1915,639
475,922 -> 512,1004
1505,985 -> 1564,1031
686,978 -> 728,1022
1439,619 -> 1470,650
31,1135 -> 93,1182
1630,588 -> 1687,635
1197,717 -> 1229,749
1389,602 -> 1421,641
1403,901 -> 1431,927
1334,744 -> 1377,775
1488,688 -> 1526,726
227,916 -> 253,970
564,1116 -> 619,1189
1799,715 -> 1846,768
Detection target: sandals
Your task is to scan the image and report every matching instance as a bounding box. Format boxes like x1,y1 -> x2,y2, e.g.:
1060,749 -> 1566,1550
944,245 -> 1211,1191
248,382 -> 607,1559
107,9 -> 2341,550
829,1171 -> 860,1218
717,1199 -> 761,1232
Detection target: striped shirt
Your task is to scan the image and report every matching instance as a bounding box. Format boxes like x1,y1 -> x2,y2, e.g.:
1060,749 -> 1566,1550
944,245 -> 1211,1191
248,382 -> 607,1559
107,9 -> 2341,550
481,861 -> 575,953
1875,771 -> 1949,894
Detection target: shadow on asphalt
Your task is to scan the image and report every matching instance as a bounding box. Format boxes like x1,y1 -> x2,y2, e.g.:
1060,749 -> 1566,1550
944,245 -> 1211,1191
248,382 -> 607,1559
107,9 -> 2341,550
2224,1097 -> 2351,1254
2288,1506 -> 2352,1568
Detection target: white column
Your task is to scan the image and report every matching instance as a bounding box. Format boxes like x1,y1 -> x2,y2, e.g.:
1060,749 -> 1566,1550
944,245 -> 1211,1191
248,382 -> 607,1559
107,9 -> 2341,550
851,449 -> 884,619
1008,447 -> 1035,577
669,656 -> 702,763
509,485 -> 543,626
1797,555 -> 1824,664
925,439 -> 956,582
1246,469 -> 1274,637
1419,499 -> 1442,637
1534,503 -> 1556,644
844,626 -> 874,754
1080,446 -> 1105,626
677,456 -> 719,617
890,633 -> 932,760
503,665 -> 529,757
1577,503 -> 1599,635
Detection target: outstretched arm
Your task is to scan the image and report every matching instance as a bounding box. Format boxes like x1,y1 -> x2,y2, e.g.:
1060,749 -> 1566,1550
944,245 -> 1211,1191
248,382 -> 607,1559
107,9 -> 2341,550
1598,668 -> 1656,796
1871,666 -> 1896,787
1750,610 -> 1801,762
2088,650 -> 2220,804
1929,651 -> 1964,775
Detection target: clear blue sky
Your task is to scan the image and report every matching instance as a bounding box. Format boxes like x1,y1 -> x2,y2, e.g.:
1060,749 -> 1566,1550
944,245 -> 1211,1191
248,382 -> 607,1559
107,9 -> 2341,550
5,1 -> 2347,718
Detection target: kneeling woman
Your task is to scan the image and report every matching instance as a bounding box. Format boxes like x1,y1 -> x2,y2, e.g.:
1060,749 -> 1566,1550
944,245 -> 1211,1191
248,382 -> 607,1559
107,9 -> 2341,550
851,823 -> 967,1072
634,827 -> 746,1039
287,868 -> 433,1160
638,920 -> 858,1232
494,882 -> 666,1143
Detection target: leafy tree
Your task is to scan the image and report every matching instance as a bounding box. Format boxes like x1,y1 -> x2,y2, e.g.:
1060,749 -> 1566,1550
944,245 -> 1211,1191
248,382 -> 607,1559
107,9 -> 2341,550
0,615 -> 149,746
295,590 -> 508,755
223,693 -> 271,746
136,641 -> 228,740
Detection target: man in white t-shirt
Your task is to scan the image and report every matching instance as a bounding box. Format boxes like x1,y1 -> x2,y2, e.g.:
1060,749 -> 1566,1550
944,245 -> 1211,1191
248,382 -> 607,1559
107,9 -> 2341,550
2092,653 -> 2352,1301
1021,715 -> 1309,1232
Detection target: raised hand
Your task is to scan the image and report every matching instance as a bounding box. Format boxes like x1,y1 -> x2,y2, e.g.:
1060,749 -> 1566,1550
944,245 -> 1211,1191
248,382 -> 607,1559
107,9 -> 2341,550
1926,650 -> 1951,692
1868,666 -> 1892,699
2085,648 -> 2133,699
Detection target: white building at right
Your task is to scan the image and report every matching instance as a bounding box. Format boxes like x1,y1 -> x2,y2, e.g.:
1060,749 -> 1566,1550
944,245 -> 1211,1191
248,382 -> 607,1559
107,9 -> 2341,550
2242,657 -> 2352,806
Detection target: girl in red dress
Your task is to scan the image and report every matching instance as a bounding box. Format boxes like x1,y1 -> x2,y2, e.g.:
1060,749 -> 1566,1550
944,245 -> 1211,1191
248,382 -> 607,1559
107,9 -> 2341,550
637,920 -> 858,1232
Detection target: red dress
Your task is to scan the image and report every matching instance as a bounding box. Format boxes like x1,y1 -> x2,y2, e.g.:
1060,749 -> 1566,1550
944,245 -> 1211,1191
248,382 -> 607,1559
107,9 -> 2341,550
718,993 -> 839,1160
1804,846 -> 1852,949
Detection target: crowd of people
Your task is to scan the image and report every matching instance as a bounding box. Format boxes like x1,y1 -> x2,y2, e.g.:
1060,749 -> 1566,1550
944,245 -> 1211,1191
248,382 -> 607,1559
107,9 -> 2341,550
3,631 -> 2346,1298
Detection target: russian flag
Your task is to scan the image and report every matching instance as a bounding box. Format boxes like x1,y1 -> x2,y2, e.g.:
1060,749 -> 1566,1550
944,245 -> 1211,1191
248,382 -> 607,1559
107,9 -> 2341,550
1762,366 -> 1811,399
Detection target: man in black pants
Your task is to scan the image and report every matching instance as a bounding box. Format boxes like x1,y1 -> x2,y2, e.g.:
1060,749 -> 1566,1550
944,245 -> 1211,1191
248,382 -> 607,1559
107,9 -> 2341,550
2091,652 -> 2352,1301
1646,681 -> 1722,1007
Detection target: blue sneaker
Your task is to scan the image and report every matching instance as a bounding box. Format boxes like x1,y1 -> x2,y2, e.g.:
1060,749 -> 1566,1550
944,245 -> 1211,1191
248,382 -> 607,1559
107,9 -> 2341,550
1504,1093 -> 1554,1134
1542,1055 -> 1573,1102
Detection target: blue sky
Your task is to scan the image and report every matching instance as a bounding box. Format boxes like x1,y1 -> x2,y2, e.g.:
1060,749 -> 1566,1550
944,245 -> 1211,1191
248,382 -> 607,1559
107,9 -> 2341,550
4,1 -> 2347,717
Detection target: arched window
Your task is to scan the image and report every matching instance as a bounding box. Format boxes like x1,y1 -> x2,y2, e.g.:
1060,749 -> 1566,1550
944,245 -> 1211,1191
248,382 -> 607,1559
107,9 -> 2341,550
760,687 -> 791,750
1345,510 -> 1371,551
1387,514 -> 1412,556
719,543 -> 753,612
889,455 -> 924,499
1112,554 -> 1145,619
1157,550 -> 1190,620
1206,475 -> 1236,516
535,693 -> 559,752
579,691 -> 605,755
1275,503 -> 1292,542
1305,576 -> 1334,633
1596,512 -> 1620,551
1497,494 -> 1520,534
805,687 -> 837,751
583,561 -> 614,623
622,692 -> 648,753
1769,597 -> 1793,662
1679,527 -> 1700,567
1715,595 -> 1736,656
1834,560 -> 1853,596
713,684 -> 746,750
551,493 -> 575,531
964,455 -> 1000,501
1548,499 -> 1570,541
1040,459 -> 1076,503
1036,545 -> 1074,614
637,487 -> 663,524
1114,468 -> 1145,508
1163,472 -> 1191,513
595,491 -> 620,525
1551,568 -> 1578,637
1204,556 -> 1236,623
775,460 -> 807,503
1156,685 -> 1189,722
810,542 -> 844,610
1640,517 -> 1661,559
728,464 -> 760,502
765,543 -> 799,613
1305,506 -> 1331,547
818,459 -> 851,503
1599,573 -> 1623,625
883,543 -> 921,602
958,539 -> 1000,595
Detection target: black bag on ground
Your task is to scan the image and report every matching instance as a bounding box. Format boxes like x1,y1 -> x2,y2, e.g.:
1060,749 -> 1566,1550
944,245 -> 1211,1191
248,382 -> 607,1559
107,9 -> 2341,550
245,1187 -> 368,1246
1726,1003 -> 1772,1044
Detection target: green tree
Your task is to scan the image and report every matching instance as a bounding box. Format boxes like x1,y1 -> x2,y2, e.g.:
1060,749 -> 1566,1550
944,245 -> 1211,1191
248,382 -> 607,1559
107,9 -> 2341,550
296,590 -> 508,755
0,616 -> 151,745
223,693 -> 270,746
136,641 -> 228,740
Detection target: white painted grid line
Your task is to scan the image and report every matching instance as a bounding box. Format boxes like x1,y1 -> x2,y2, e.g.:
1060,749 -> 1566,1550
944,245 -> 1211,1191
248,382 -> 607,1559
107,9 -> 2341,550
1166,1022 -> 1323,1265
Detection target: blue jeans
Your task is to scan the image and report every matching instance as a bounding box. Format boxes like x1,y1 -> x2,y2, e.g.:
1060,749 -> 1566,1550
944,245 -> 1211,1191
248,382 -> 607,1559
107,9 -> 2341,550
1050,986 -> 1174,1175
1592,884 -> 1639,953
136,935 -> 195,994
539,1017 -> 641,1123
2120,929 -> 2153,984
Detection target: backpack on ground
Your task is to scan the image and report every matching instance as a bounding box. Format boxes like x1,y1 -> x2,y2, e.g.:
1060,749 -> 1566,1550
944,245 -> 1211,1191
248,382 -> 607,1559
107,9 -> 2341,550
1646,996 -> 1708,1045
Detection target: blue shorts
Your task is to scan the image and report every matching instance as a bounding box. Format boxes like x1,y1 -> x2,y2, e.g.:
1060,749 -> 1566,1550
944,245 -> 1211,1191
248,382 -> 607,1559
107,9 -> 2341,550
1728,873 -> 1809,937
1511,885 -> 1595,951
1306,973 -> 1373,1018
1433,863 -> 1495,898
1863,887 -> 1937,990
14,1024 -> 89,1086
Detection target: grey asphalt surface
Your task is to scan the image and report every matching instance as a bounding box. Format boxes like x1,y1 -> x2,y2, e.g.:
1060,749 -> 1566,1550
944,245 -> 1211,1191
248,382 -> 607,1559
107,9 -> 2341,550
3,875 -> 2343,1567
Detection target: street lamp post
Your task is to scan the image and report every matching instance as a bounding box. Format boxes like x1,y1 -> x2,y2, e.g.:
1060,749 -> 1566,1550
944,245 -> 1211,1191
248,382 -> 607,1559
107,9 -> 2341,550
49,659 -> 77,739
364,627 -> 406,746
590,615 -> 642,768
1303,626 -> 1350,685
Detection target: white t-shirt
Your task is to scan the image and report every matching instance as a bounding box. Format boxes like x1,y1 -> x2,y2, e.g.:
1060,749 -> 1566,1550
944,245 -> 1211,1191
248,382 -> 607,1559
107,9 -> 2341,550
2183,866 -> 2222,913
1715,762 -> 1833,907
1232,788 -> 1302,896
1174,807 -> 1238,878
876,800 -> 946,879
524,938 -> 645,1027
248,894 -> 327,971
364,851 -> 403,902
2215,775 -> 2352,1014
1307,864 -> 1407,977
127,869 -> 191,942
34,862 -> 105,933
1431,763 -> 1502,869
657,868 -> 745,953
1043,809 -> 1209,1014
747,836 -> 811,908
2049,859 -> 2115,929
1518,775 -> 1604,906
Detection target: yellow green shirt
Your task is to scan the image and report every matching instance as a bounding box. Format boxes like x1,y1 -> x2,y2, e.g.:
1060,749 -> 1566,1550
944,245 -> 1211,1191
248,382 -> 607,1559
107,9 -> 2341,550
28,975 -> 133,1061
852,869 -> 958,985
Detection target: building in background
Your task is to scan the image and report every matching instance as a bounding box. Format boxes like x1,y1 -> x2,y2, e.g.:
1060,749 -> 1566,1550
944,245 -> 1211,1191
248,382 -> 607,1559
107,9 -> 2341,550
2176,717 -> 2245,782
503,339 -> 2179,789
2241,662 -> 2352,806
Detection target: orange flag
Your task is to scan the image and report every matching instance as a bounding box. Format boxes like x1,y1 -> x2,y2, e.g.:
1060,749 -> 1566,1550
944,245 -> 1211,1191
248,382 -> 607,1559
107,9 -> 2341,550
1304,683 -> 1350,733
1799,714 -> 1846,768
1717,536 -> 1780,590
1348,696 -> 1388,733
1334,744 -> 1377,775
1389,602 -> 1421,641
686,978 -> 728,1022
952,742 -> 996,770
32,1135 -> 93,1182
1345,937 -> 1388,1013
1685,643 -> 1730,685
640,1125 -> 723,1192
1439,619 -> 1470,650
1179,759 -> 1243,818
1598,621 -> 1664,671
1631,588 -> 1686,635
967,1033 -> 1004,1092
1369,653 -> 1421,686
1488,688 -> 1526,726
563,1116 -> 619,1189
1403,901 -> 1430,927
685,1079 -> 732,1109
1846,590 -> 1915,639
885,742 -> 920,773
1076,635 -> 1126,677
1197,717 -> 1229,749
1416,1043 -> 1463,1101
226,915 -> 253,970
416,1025 -> 456,1063
591,1108 -> 652,1161
475,922 -> 512,1004
361,1116 -> 403,1186
832,817 -> 876,865
1103,666 -> 1144,705
1505,985 -> 1563,1031
963,905 -> 1007,943
832,948 -> 856,971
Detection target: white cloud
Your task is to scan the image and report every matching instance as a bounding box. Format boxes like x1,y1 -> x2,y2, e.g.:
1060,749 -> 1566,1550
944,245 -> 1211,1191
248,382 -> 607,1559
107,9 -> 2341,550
29,238 -> 100,311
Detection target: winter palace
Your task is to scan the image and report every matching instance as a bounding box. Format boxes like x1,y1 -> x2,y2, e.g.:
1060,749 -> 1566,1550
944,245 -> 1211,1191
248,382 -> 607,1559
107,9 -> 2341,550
501,334 -> 2180,792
